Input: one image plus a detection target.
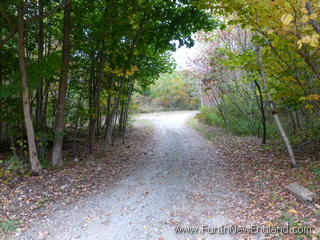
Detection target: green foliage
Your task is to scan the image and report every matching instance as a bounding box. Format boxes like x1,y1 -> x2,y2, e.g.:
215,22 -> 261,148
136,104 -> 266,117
36,197 -> 49,207
198,103 -> 279,137
197,106 -> 225,127
0,219 -> 20,233
134,71 -> 201,112
6,156 -> 27,173
309,161 -> 320,181
39,157 -> 50,169
0,0 -> 216,171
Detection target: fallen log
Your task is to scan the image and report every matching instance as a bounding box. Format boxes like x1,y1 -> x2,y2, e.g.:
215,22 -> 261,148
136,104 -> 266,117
287,182 -> 317,204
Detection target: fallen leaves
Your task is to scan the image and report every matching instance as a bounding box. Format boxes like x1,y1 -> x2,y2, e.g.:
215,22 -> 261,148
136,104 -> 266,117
0,125 -> 154,236
288,208 -> 299,215
193,119 -> 320,239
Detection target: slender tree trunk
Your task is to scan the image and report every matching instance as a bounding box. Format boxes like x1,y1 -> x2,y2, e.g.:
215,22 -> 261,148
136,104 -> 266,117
256,46 -> 296,167
306,1 -> 320,34
254,80 -> 267,144
104,90 -> 121,150
52,0 -> 71,167
104,92 -> 112,138
36,0 -> 45,158
287,106 -> 296,134
118,101 -> 125,133
72,97 -> 82,158
295,111 -> 301,128
0,44 -> 3,141
211,93 -> 228,128
36,0 -> 44,125
88,50 -> 103,154
122,87 -> 133,144
17,1 -> 42,173
43,36 -> 52,132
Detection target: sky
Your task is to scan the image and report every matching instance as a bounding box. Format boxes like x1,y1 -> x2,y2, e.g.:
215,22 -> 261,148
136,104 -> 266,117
171,41 -> 200,70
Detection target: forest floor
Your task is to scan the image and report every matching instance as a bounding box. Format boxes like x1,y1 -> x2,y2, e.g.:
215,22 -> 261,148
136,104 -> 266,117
1,111 -> 319,240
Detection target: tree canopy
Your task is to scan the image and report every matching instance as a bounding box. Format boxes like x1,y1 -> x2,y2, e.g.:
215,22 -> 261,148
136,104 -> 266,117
0,0 -> 216,173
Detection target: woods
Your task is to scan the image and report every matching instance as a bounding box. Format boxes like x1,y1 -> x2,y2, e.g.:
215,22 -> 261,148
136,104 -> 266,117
0,0 -> 213,173
0,0 -> 320,239
193,0 -> 320,168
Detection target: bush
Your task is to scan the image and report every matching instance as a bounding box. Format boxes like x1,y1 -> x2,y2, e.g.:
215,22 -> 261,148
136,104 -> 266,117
198,105 -> 258,136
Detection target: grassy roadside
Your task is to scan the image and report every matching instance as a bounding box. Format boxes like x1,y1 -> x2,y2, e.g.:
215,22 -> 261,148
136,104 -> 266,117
187,115 -> 320,239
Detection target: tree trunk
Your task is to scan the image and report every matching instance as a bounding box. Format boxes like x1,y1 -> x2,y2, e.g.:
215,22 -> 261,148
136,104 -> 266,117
254,80 -> 267,144
104,92 -> 112,138
256,46 -> 297,167
43,36 -> 52,132
17,0 -> 42,173
287,106 -> 296,134
104,90 -> 121,150
306,1 -> 320,35
295,111 -> 301,128
36,0 -> 45,158
122,88 -> 133,144
0,44 -> 2,141
52,0 -> 71,167
72,97 -> 82,158
36,0 -> 44,125
88,50 -> 103,154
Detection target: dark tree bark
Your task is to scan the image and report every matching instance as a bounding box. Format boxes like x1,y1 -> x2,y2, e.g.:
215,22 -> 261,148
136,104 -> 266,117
36,0 -> 44,124
104,89 -> 122,150
254,80 -> 267,144
0,41 -> 2,141
17,0 -> 42,173
88,50 -> 104,154
36,0 -> 45,158
52,0 -> 71,167
104,91 -> 112,138
121,86 -> 133,144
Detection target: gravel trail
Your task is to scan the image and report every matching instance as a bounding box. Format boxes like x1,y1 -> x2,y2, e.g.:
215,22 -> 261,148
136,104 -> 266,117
19,111 -> 250,240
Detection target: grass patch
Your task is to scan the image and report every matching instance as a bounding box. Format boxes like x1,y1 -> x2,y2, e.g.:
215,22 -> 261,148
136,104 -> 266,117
0,219 -> 20,233
130,118 -> 153,126
36,197 -> 49,207
187,117 -> 219,141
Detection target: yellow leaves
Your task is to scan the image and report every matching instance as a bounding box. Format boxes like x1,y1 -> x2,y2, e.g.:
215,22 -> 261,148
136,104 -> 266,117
266,221 -> 276,227
283,76 -> 295,82
288,208 -> 299,215
104,64 -> 139,78
300,0 -> 307,7
297,36 -> 309,49
297,34 -> 320,48
124,65 -> 139,78
280,13 -> 293,25
302,15 -> 309,23
300,94 -> 320,101
309,13 -> 317,20
299,94 -> 320,109
267,29 -> 274,35
310,34 -> 320,47
301,13 -> 316,23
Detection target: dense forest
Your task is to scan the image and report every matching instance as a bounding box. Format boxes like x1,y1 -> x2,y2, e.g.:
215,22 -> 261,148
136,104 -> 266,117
0,0 -> 214,174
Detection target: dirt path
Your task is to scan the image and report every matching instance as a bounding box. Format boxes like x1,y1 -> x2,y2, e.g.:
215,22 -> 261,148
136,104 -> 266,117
18,111 -> 252,240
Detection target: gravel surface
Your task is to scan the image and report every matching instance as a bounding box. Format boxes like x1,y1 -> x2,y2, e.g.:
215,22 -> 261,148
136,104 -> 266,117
17,111 -> 254,240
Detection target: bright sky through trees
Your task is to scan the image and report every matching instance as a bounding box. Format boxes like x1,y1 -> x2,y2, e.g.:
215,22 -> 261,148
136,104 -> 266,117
172,40 -> 200,69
